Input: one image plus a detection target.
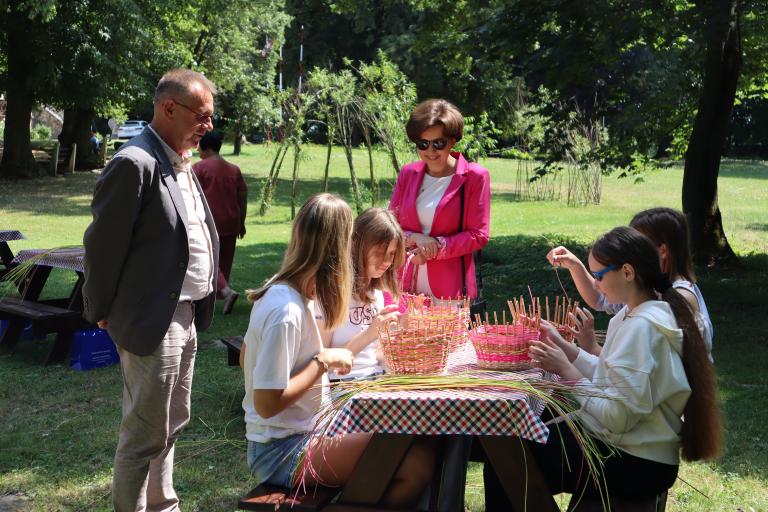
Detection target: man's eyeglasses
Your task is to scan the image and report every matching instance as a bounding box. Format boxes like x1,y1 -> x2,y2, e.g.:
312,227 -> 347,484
415,138 -> 448,151
173,99 -> 213,125
591,264 -> 617,281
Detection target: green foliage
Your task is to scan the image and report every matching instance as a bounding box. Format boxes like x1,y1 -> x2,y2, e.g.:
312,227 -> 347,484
347,51 -> 417,174
192,0 -> 291,138
1,153 -> 767,510
454,113 -> 502,163
500,147 -> 534,160
29,125 -> 51,141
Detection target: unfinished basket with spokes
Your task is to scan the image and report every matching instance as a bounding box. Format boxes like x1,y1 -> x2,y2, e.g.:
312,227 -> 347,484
469,321 -> 540,371
379,320 -> 462,375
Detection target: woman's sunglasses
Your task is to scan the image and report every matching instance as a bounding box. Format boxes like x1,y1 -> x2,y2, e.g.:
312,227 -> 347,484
591,264 -> 617,281
415,138 -> 448,151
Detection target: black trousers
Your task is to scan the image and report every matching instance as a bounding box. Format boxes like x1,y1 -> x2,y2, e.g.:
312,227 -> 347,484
483,416 -> 678,511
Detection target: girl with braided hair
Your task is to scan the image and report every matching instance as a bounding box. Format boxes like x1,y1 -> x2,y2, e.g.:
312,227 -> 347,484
486,226 -> 721,507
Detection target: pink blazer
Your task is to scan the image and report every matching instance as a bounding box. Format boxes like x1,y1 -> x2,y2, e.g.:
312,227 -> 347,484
389,153 -> 490,298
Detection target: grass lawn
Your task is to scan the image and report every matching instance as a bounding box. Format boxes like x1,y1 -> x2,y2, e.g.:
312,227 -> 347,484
1,143 -> 766,511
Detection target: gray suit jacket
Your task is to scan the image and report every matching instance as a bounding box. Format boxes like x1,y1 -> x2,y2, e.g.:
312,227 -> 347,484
83,129 -> 220,356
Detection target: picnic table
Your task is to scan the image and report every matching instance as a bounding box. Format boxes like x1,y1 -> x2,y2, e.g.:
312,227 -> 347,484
0,246 -> 91,364
319,345 -> 559,512
0,229 -> 26,275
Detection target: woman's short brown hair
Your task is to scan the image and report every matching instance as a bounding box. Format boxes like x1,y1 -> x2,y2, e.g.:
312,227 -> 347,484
405,99 -> 464,143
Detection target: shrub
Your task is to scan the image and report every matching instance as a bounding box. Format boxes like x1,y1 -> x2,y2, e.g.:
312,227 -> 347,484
30,125 -> 52,141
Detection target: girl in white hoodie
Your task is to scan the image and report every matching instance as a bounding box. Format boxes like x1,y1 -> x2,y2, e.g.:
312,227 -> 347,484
486,226 -> 721,507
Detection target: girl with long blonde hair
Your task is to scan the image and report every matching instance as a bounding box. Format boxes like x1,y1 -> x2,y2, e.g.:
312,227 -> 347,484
242,194 -> 432,504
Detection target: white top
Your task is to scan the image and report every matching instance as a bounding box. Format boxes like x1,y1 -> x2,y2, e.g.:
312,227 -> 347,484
242,283 -> 328,442
148,125 -> 214,301
571,301 -> 691,465
672,280 -> 713,358
323,290 -> 385,380
415,174 -> 452,296
594,281 -> 713,360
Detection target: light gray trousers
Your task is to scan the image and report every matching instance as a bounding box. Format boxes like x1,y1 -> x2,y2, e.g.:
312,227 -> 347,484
112,302 -> 197,512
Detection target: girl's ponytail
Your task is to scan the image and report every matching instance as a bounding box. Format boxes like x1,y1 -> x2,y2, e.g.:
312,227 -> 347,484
660,284 -> 722,461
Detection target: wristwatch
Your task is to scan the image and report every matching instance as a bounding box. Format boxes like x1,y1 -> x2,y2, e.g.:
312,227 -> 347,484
312,354 -> 329,372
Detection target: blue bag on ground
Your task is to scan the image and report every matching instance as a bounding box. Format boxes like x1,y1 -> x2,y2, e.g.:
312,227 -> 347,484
70,328 -> 120,371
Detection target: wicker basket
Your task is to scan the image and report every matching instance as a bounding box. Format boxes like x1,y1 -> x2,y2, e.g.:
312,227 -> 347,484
401,299 -> 469,352
469,323 -> 540,371
379,323 -> 457,375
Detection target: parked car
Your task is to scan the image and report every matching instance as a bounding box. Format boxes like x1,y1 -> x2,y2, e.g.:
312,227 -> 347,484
116,120 -> 148,139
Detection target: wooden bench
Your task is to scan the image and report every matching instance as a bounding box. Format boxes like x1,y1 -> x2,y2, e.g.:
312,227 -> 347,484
0,297 -> 88,364
221,335 -> 243,366
239,483 -> 338,511
29,140 -> 76,175
568,490 -> 668,511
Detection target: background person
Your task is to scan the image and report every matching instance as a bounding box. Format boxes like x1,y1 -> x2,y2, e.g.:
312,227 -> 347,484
83,68 -> 219,512
193,131 -> 247,314
389,99 -> 490,300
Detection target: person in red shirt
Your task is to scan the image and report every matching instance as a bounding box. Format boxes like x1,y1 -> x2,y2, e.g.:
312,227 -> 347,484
193,132 -> 247,314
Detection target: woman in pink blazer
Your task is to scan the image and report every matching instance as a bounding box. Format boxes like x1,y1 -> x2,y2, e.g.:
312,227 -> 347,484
389,99 -> 490,299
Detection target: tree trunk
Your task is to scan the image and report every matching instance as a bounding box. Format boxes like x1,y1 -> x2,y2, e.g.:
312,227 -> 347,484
233,125 -> 242,156
682,0 -> 741,266
59,107 -> 100,170
344,143 -> 362,214
291,144 -> 300,219
259,142 -> 289,216
364,129 -> 377,206
0,8 -> 37,179
323,134 -> 333,192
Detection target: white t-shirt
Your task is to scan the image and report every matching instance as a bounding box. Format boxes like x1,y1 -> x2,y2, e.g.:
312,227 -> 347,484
672,280 -> 713,358
415,173 -> 453,296
324,290 -> 385,380
242,283 -> 328,443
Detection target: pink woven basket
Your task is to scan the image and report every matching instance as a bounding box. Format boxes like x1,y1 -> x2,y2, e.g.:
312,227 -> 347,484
379,322 -> 461,375
469,323 -> 540,371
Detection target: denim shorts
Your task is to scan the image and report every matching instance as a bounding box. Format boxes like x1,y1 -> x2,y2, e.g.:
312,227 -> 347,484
247,434 -> 309,488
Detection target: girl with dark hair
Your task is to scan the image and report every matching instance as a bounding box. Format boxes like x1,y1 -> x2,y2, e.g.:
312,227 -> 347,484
546,207 -> 712,358
630,207 -> 713,355
486,226 -> 722,508
317,208 -> 405,380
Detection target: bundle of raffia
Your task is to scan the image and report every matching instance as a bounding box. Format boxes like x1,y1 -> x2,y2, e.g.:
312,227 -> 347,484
469,310 -> 540,371
378,319 -> 463,375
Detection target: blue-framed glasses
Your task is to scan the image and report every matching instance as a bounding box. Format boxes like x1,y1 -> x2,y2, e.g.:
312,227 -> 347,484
591,264 -> 617,281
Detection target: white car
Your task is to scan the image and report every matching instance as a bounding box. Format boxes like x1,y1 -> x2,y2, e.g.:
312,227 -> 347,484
116,120 -> 148,139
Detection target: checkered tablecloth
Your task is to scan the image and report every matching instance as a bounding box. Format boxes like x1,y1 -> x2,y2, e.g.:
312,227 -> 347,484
326,342 -> 552,443
0,230 -> 26,243
13,247 -> 85,272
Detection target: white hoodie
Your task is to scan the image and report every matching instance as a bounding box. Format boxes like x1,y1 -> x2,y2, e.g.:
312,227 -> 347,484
571,300 -> 691,465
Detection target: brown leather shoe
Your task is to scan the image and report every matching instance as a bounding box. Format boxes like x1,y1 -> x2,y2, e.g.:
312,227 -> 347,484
223,291 -> 239,315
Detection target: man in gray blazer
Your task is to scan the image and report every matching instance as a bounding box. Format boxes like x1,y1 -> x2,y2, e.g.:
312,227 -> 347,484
83,69 -> 220,512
